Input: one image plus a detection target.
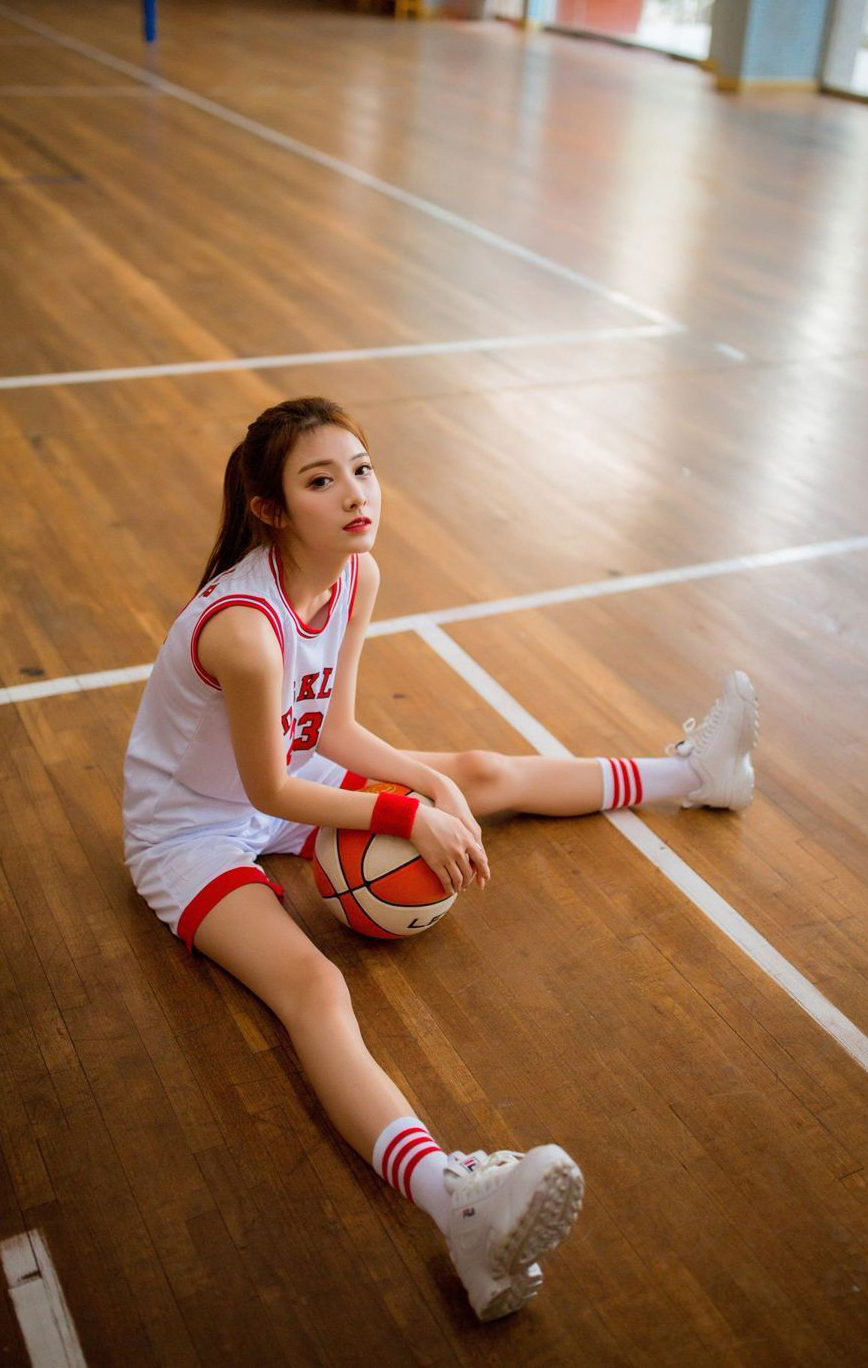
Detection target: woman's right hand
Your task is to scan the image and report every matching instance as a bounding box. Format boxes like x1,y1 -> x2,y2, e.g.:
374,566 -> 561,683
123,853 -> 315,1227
410,804 -> 489,896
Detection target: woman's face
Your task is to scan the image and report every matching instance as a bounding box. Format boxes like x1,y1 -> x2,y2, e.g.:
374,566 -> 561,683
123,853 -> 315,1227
279,423 -> 381,559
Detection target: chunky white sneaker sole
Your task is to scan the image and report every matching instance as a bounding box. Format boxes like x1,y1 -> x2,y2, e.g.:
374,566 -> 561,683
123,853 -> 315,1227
451,1146 -> 584,1322
479,1262 -> 545,1323
682,669 -> 759,811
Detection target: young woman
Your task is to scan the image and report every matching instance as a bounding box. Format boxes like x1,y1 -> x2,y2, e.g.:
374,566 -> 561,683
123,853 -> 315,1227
123,397 -> 759,1323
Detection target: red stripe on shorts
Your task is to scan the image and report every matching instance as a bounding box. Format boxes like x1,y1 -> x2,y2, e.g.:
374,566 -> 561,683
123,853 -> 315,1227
177,867 -> 284,954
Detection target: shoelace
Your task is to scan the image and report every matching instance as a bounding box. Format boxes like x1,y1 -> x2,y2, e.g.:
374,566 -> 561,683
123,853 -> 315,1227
665,697 -> 723,756
454,1149 -> 523,1193
483,1150 -> 523,1168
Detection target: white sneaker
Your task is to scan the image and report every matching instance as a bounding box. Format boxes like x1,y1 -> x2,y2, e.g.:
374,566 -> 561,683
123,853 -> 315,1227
669,670 -> 759,810
443,1145 -> 584,1322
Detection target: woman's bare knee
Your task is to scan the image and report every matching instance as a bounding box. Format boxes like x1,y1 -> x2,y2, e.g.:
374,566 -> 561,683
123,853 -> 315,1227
456,749 -> 510,790
278,955 -> 352,1028
192,882 -> 350,1022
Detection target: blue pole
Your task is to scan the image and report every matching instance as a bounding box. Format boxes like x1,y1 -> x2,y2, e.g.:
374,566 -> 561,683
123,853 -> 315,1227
144,0 -> 156,42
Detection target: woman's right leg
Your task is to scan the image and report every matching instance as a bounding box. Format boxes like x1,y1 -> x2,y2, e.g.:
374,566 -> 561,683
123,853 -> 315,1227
192,880 -> 412,1160
191,880 -> 584,1321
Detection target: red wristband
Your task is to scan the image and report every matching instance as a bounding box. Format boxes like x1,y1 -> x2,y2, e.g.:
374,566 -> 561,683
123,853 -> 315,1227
370,792 -> 419,841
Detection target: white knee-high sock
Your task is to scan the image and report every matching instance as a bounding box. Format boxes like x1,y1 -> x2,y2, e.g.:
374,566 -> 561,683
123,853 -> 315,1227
596,755 -> 699,809
372,1116 -> 452,1235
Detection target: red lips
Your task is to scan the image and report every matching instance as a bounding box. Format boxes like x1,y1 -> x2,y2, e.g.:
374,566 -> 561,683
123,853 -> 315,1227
343,517 -> 371,531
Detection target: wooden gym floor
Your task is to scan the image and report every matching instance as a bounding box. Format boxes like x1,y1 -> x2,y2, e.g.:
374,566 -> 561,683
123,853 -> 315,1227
1,1 -> 868,1363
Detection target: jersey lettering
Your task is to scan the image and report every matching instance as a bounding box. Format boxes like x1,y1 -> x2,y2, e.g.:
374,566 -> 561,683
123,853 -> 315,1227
294,667 -> 335,702
291,711 -> 322,754
297,673 -> 318,701
126,548 -> 356,835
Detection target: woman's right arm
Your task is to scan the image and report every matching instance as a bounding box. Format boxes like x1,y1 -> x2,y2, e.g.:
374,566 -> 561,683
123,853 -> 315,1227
196,606 -> 480,892
197,605 -> 381,830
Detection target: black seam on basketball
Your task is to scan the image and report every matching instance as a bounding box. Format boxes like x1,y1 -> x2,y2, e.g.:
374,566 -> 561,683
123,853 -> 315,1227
361,850 -> 420,884
364,852 -> 448,907
345,881 -> 442,905
336,828 -> 377,893
340,892 -> 401,938
366,889 -> 448,909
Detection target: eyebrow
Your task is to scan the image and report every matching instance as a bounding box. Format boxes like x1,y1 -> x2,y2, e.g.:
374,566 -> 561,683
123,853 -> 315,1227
297,453 -> 368,474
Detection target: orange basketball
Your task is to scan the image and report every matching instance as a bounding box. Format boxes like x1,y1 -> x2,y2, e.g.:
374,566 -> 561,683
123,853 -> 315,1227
312,782 -> 457,938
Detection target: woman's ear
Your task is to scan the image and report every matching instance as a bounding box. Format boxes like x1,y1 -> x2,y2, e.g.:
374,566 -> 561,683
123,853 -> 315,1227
250,496 -> 285,528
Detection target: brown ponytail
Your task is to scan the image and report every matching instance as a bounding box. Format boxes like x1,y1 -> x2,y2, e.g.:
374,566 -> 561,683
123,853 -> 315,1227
196,397 -> 368,593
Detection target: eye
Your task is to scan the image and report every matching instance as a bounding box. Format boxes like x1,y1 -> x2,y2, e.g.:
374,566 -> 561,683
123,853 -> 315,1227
308,475 -> 332,489
355,462 -> 373,477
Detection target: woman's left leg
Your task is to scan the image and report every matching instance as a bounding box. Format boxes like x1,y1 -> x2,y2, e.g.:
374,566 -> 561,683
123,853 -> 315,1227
404,670 -> 760,817
403,750 -> 607,817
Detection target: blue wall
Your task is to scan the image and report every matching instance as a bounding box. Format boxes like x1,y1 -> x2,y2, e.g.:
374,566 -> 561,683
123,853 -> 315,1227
742,0 -> 831,81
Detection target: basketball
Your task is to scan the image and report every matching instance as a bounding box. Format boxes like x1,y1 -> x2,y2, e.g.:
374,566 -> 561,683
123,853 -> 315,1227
312,781 -> 458,939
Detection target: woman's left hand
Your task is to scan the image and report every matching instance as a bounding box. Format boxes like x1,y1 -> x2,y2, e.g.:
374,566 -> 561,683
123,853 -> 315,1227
429,775 -> 488,888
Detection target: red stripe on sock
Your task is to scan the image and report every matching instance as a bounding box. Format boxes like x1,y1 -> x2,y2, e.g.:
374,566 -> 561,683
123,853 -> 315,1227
388,1134 -> 433,1191
401,1144 -> 443,1200
616,757 -> 630,807
609,757 -> 621,808
627,757 -> 643,805
380,1127 -> 426,1186
620,758 -> 635,807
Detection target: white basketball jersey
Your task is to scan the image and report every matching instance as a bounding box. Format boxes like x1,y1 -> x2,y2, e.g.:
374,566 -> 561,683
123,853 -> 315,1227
123,545 -> 359,841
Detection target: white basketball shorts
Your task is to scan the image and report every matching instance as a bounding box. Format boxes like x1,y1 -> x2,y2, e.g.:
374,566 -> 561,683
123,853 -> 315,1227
125,766 -> 367,952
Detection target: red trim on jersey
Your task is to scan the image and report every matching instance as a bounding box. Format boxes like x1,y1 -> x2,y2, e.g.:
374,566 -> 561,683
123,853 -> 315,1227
269,546 -> 341,638
178,867 -> 284,953
174,564 -> 235,625
347,555 -> 360,620
341,770 -> 370,791
298,770 -> 369,859
190,595 -> 286,690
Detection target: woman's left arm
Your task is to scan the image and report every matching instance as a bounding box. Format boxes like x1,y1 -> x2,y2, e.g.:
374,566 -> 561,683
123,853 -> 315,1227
317,555 -> 476,825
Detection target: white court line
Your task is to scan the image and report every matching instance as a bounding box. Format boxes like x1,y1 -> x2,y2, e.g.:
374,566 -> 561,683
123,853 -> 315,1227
2,533 -> 866,706
0,664 -> 153,707
368,533 -> 868,636
0,4 -> 684,334
1,1230 -> 86,1368
416,621 -> 868,1076
0,324 -> 671,391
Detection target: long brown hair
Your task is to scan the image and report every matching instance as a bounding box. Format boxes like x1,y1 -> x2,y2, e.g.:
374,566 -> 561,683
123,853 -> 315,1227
197,397 -> 368,592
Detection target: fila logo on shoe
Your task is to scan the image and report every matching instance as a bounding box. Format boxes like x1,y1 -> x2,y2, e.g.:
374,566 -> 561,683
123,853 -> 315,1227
462,1207 -> 476,1219
461,1157 -> 478,1172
